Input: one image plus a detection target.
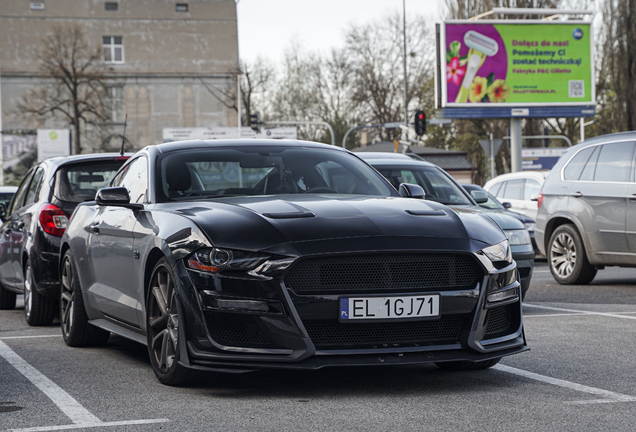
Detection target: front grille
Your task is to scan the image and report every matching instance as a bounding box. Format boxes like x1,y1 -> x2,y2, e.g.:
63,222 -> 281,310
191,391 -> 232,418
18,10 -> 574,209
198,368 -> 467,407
205,313 -> 270,347
285,253 -> 481,294
484,304 -> 513,338
518,267 -> 531,278
305,318 -> 465,349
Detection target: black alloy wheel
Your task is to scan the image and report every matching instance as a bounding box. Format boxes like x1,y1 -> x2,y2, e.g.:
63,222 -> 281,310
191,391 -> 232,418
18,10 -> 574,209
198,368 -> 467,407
23,260 -> 55,326
60,250 -> 110,347
435,357 -> 502,371
146,257 -> 194,386
548,224 -> 597,285
0,283 -> 17,310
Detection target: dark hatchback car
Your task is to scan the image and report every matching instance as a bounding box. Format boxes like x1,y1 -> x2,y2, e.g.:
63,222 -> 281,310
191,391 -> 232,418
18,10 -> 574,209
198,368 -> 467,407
359,153 -> 535,298
462,183 -> 538,255
0,154 -> 128,325
59,139 -> 527,386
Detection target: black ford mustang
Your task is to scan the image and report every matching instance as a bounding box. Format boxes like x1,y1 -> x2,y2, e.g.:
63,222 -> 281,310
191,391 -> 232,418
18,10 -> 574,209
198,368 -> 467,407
60,139 -> 528,385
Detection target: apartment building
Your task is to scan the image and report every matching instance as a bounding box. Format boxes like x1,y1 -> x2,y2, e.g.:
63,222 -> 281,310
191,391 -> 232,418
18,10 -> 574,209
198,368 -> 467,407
0,0 -> 239,152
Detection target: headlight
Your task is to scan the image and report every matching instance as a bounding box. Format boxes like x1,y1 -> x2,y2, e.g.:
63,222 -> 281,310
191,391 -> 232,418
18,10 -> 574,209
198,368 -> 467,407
186,248 -> 271,273
524,222 -> 536,232
504,229 -> 531,245
481,239 -> 512,263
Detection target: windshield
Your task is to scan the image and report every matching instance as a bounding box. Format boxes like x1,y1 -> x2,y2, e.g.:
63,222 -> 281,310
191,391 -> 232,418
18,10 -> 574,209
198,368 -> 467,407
54,160 -> 124,203
374,165 -> 472,206
156,146 -> 396,202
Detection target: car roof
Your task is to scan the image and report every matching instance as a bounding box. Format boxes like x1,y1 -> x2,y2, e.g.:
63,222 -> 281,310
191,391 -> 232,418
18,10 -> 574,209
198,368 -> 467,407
42,153 -> 132,170
358,153 -> 437,168
152,139 -> 341,154
0,186 -> 18,193
484,170 -> 548,185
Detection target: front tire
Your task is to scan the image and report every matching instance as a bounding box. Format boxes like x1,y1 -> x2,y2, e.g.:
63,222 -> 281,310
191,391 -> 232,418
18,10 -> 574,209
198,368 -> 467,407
548,224 -> 597,285
146,257 -> 194,386
435,357 -> 501,371
60,250 -> 110,347
24,260 -> 55,326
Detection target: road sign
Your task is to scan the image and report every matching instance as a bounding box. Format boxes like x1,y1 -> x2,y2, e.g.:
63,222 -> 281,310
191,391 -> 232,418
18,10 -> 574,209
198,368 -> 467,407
479,138 -> 504,158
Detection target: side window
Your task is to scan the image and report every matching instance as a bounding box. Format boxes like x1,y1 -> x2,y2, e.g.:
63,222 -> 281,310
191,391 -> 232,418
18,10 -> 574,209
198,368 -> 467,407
563,147 -> 593,181
579,146 -> 600,181
24,168 -> 45,207
8,169 -> 36,214
524,179 -> 542,200
488,182 -> 503,196
594,142 -> 635,182
502,179 -> 524,200
118,157 -> 148,203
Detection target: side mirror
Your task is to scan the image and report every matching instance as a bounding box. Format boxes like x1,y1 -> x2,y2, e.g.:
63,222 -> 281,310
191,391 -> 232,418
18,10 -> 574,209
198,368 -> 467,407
502,202 -> 512,209
95,187 -> 143,209
0,203 -> 6,220
398,183 -> 426,199
470,190 -> 488,204
530,193 -> 541,202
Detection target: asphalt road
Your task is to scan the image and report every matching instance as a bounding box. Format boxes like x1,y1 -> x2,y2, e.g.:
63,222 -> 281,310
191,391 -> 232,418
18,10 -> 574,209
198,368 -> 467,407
2,261 -> 636,432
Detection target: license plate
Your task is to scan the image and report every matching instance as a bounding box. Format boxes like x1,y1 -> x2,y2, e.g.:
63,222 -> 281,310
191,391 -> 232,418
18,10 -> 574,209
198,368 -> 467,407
339,295 -> 440,320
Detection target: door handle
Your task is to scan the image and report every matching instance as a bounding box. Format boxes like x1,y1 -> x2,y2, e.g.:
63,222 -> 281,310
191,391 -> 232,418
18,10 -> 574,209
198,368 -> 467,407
572,192 -> 583,198
630,194 -> 636,201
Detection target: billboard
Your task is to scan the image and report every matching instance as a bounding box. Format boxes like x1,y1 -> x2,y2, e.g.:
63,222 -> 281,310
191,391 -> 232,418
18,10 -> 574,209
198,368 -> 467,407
37,129 -> 70,162
522,147 -> 568,171
162,127 -> 298,142
436,21 -> 595,118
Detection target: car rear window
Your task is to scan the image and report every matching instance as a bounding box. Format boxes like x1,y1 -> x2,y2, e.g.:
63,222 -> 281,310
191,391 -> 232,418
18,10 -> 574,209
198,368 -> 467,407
54,160 -> 124,203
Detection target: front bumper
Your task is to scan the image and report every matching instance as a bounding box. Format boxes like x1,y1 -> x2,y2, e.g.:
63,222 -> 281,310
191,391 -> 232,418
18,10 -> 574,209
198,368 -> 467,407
175,252 -> 528,372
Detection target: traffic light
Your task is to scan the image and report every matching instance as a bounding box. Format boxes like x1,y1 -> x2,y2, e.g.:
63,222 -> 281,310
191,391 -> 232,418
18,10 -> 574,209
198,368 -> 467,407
249,112 -> 261,132
414,110 -> 426,136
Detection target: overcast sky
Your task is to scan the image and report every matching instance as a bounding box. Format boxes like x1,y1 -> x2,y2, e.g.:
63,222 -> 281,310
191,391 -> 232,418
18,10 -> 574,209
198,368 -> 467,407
236,0 -> 445,64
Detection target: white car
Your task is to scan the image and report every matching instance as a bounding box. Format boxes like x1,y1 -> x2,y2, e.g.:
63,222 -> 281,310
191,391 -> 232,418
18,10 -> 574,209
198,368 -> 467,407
483,171 -> 547,220
0,185 -> 17,220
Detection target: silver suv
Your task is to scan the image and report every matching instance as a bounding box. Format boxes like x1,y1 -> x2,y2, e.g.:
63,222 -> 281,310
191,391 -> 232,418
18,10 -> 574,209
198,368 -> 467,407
536,132 -> 636,284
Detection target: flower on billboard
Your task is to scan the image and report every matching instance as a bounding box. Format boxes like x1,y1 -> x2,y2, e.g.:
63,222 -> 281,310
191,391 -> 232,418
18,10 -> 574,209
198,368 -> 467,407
488,79 -> 511,103
468,76 -> 488,103
447,57 -> 466,86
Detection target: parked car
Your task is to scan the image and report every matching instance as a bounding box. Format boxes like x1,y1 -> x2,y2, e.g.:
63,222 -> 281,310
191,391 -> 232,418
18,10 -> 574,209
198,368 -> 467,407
359,153 -> 534,298
536,132 -> 636,284
0,186 -> 18,215
462,184 -> 538,255
483,171 -> 547,220
60,139 -> 527,386
0,154 -> 129,324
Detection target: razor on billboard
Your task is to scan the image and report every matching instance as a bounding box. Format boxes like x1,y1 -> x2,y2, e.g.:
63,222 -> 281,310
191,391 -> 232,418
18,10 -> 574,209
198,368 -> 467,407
436,21 -> 595,118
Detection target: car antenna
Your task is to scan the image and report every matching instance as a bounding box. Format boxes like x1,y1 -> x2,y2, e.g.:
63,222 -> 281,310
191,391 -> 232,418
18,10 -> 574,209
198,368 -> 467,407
119,114 -> 128,157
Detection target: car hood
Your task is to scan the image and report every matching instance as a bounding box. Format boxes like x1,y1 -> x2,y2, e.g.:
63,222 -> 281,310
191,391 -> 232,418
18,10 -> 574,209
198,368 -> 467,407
159,196 -> 507,256
448,204 -> 524,230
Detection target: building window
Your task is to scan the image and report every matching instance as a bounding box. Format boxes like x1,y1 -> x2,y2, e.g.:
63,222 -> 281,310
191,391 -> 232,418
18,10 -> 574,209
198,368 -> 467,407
107,87 -> 124,123
30,1 -> 45,10
102,36 -> 124,63
176,3 -> 188,12
105,2 -> 118,11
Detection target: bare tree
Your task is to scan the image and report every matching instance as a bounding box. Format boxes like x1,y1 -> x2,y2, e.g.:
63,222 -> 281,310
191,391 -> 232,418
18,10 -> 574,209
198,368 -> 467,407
18,24 -> 108,155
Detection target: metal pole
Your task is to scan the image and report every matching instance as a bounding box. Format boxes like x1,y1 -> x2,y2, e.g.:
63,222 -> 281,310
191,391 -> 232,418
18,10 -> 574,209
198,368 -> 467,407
0,58 -> 4,186
264,120 -> 336,146
402,0 -> 409,138
237,74 -> 242,138
510,118 -> 523,173
579,117 -> 584,143
490,132 -> 494,179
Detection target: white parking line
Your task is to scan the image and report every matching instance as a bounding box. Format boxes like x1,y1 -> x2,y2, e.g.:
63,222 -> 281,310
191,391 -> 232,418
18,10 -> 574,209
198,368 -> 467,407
523,303 -> 636,320
0,340 -> 169,431
495,364 -> 636,405
0,335 -> 60,340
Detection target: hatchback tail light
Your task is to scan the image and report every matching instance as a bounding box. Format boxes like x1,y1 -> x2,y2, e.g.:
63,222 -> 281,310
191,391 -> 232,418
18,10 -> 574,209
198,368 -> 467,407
537,192 -> 544,209
39,204 -> 68,237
